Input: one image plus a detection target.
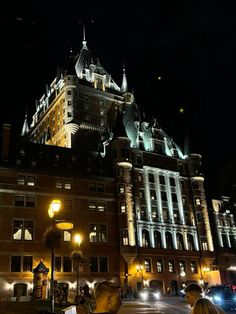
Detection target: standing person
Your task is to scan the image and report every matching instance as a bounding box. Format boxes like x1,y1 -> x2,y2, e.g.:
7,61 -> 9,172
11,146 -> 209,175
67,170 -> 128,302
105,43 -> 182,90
184,283 -> 225,314
92,281 -> 121,314
192,297 -> 221,314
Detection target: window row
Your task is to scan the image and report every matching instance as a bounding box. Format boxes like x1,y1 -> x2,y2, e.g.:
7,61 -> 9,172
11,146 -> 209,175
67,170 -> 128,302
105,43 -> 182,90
142,258 -> 198,274
17,175 -> 35,186
141,229 -> 197,251
16,176 -> 106,193
11,255 -> 108,273
12,219 -> 72,242
135,172 -> 177,187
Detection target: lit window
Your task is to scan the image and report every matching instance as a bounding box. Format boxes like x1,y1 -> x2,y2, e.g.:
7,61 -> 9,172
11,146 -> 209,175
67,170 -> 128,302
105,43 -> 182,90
56,180 -> 63,189
168,260 -> 175,272
17,175 -> 25,185
179,260 -> 186,273
89,202 -> 96,211
157,259 -> 163,273
64,181 -> 72,190
120,203 -> 126,213
89,224 -> 107,243
195,198 -> 201,206
121,230 -> 129,245
144,258 -> 151,272
13,219 -> 34,241
202,239 -> 208,251
27,176 -> 35,186
150,190 -> 156,200
63,231 -> 71,242
89,224 -> 97,243
190,261 -> 197,273
97,204 -> 105,212
20,149 -> 25,157
119,185 -> 125,194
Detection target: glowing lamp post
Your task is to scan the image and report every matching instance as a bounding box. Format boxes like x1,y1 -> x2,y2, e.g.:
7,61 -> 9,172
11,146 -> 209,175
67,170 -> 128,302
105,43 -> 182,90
72,233 -> 84,305
136,264 -> 144,288
48,200 -> 61,314
44,199 -> 73,313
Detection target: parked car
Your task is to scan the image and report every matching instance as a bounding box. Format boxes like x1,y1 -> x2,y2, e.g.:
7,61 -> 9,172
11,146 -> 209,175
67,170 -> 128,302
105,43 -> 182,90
137,288 -> 161,301
205,285 -> 236,311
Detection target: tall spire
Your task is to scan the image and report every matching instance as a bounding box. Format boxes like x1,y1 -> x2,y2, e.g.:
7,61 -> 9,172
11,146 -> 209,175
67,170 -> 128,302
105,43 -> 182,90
82,25 -> 87,49
120,64 -> 128,93
21,109 -> 29,136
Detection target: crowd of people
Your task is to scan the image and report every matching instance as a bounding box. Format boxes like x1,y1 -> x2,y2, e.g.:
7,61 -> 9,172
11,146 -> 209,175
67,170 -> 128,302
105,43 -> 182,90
75,280 -> 227,314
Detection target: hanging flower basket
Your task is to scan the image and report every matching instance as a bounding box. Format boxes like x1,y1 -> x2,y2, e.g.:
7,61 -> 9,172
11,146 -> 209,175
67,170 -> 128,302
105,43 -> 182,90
42,226 -> 62,249
71,250 -> 86,264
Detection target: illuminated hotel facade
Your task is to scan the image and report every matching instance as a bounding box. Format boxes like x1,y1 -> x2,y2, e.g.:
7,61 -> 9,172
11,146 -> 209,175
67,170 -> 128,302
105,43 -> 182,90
0,35 -> 220,299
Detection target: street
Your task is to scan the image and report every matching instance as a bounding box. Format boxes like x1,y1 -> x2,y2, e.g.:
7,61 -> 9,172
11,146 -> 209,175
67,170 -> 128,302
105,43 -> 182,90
119,297 -> 236,314
0,296 -> 236,314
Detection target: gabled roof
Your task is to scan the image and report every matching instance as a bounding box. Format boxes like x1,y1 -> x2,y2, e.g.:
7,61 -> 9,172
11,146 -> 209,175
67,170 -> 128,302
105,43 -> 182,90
74,30 -> 120,91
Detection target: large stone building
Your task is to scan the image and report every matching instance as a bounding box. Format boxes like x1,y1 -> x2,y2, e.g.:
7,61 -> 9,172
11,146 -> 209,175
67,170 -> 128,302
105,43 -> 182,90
209,196 -> 236,285
0,34 -> 218,299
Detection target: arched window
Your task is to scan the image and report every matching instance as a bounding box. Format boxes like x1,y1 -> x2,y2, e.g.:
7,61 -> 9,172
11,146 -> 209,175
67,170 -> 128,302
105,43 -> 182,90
154,230 -> 162,249
187,234 -> 195,251
176,233 -> 185,250
166,232 -> 173,250
221,233 -> 228,247
229,234 -> 236,249
142,229 -> 150,247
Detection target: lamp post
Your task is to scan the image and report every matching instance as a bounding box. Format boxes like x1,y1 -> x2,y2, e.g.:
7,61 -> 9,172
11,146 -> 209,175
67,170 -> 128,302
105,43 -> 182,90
179,270 -> 186,295
44,199 -> 74,313
48,200 -> 61,314
74,234 -> 82,305
136,264 -> 144,288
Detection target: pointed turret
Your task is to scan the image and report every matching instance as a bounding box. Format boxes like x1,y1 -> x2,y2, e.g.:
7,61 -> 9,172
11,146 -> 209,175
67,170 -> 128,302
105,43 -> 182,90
120,65 -> 128,93
21,111 -> 29,136
74,27 -> 120,91
75,26 -> 93,78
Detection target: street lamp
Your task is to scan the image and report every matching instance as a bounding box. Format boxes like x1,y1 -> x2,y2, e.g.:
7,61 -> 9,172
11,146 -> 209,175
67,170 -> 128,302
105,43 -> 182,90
72,233 -> 84,305
44,199 -> 73,313
136,264 -> 144,288
48,199 -> 61,314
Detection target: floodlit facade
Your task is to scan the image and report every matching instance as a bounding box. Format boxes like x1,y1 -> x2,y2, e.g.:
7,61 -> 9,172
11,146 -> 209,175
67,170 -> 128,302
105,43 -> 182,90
0,35 -> 218,299
210,196 -> 236,285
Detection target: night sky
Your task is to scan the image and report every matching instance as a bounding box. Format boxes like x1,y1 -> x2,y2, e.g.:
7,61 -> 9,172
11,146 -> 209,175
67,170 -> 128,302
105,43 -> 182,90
1,1 -> 236,199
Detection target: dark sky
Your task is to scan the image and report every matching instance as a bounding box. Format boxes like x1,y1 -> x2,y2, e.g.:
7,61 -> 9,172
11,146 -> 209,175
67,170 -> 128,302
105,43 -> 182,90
1,1 -> 236,199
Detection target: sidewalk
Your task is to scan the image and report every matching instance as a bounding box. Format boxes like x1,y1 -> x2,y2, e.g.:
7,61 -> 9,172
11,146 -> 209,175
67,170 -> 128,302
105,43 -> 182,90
0,297 -> 173,314
0,300 -> 68,314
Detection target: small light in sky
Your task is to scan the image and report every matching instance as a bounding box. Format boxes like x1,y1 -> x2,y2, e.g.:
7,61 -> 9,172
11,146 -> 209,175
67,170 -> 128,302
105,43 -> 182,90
157,76 -> 162,80
179,107 -> 185,114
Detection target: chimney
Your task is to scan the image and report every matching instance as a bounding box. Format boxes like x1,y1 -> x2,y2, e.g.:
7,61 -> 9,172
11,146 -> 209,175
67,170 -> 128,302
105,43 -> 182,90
2,123 -> 11,162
